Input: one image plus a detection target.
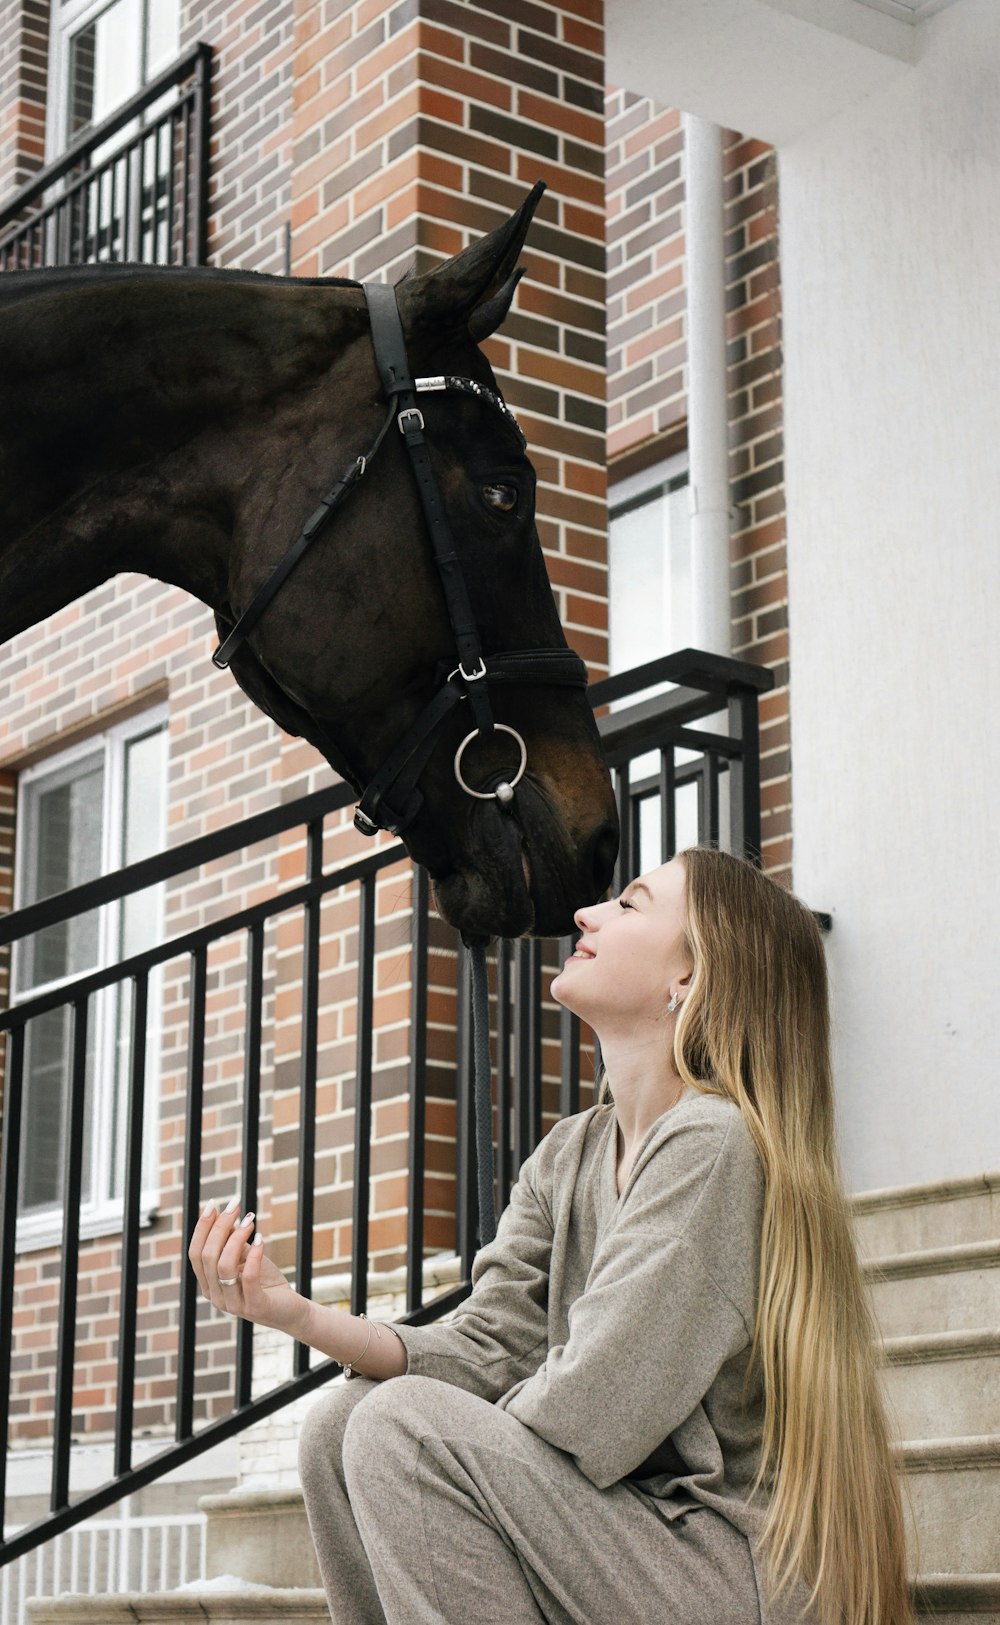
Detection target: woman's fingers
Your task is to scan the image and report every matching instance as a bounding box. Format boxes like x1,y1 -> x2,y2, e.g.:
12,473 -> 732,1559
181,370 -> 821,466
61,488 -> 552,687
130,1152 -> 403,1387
188,1198 -> 247,1303
242,1230 -> 263,1285
187,1202 -> 220,1297
217,1211 -> 256,1287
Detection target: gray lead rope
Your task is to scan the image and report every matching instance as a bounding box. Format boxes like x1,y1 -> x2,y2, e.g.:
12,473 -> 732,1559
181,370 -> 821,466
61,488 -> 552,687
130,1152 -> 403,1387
467,941 -> 497,1245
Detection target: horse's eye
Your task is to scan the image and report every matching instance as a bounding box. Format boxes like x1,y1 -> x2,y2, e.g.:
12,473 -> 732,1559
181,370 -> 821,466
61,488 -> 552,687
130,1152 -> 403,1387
482,483 -> 518,513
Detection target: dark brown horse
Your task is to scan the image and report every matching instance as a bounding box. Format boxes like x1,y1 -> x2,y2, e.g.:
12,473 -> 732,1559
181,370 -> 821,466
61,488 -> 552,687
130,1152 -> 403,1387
0,187 -> 618,938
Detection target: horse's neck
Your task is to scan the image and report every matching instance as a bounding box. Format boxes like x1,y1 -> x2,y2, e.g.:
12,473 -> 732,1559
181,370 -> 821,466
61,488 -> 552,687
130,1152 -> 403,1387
0,267 -> 361,642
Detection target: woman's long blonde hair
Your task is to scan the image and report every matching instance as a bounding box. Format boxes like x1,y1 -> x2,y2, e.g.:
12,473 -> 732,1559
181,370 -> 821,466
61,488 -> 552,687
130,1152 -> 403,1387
599,846 -> 915,1624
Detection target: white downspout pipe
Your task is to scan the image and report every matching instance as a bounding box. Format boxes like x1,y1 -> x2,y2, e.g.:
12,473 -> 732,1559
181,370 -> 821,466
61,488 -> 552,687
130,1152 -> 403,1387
682,113 -> 732,658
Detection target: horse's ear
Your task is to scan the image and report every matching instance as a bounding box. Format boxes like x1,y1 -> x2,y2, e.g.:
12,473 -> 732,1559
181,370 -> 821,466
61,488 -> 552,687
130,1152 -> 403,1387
399,181 -> 546,341
467,265 -> 525,343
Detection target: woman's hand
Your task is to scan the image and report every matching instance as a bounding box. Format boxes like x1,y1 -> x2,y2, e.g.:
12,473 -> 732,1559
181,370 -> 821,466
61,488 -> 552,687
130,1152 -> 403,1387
188,1199 -> 308,1339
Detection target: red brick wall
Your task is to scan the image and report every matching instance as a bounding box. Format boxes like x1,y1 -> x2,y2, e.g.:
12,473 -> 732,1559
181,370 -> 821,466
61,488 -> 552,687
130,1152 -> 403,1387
0,1 -> 49,202
605,93 -> 791,880
180,0 -> 294,273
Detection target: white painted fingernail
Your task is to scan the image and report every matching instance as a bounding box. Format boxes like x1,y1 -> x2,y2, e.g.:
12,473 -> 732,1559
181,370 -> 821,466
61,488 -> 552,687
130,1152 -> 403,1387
223,1196 -> 240,1215
202,1201 -> 216,1219
239,1211 -> 255,1228
253,1234 -> 263,1246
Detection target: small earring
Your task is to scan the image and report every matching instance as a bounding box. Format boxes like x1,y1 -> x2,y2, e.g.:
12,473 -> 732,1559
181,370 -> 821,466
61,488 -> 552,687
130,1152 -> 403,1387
667,993 -> 680,1015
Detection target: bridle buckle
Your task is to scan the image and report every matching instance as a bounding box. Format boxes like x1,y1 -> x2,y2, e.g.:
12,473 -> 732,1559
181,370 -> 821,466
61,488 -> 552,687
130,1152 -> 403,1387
397,407 -> 424,435
449,658 -> 486,684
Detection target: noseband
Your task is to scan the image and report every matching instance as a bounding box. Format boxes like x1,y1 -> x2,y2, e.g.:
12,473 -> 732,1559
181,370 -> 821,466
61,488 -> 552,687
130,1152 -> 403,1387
213,279 -> 588,840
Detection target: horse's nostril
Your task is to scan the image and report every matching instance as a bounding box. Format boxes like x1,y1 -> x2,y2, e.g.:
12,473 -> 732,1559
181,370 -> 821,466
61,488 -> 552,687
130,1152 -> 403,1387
586,822 -> 619,900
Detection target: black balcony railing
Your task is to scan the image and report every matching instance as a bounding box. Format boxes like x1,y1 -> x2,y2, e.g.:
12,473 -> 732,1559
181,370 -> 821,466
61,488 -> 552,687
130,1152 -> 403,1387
0,44 -> 211,272
0,649 -> 773,1566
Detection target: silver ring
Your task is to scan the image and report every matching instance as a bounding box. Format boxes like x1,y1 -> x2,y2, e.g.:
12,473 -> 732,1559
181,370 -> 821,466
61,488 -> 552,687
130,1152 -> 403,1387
218,1277 -> 239,1287
454,725 -> 527,800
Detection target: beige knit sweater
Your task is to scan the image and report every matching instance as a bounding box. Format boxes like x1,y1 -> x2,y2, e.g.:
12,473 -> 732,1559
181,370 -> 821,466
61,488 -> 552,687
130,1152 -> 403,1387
392,1084 -> 815,1622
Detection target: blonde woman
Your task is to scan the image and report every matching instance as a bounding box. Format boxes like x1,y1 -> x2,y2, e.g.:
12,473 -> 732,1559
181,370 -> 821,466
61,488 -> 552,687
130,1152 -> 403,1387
189,847 -> 913,1624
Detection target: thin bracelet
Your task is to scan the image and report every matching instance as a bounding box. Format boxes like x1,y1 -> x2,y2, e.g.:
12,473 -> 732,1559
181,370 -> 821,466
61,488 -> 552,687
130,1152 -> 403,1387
343,1312 -> 404,1379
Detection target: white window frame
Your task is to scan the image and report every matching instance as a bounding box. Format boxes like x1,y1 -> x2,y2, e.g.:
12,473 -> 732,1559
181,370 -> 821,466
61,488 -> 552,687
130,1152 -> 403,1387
12,707 -> 167,1254
607,449 -> 691,682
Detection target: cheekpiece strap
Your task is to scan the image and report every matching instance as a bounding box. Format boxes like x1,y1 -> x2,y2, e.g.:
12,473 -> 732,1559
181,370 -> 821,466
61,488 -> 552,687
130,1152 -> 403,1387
364,281 -> 494,739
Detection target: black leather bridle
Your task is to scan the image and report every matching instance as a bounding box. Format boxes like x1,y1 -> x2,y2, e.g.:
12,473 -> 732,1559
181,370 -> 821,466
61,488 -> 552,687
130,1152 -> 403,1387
212,279 -> 589,846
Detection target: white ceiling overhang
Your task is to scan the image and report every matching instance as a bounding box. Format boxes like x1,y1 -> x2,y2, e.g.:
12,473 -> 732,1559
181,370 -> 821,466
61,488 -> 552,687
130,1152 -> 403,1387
606,0 -> 960,144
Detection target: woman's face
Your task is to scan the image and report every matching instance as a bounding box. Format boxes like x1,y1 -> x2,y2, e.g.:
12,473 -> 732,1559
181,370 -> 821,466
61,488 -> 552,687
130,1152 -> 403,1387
550,856 -> 693,1031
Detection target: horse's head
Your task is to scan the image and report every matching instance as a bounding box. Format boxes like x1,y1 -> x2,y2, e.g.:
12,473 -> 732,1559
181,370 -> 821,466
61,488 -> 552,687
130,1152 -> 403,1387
223,186 -> 619,938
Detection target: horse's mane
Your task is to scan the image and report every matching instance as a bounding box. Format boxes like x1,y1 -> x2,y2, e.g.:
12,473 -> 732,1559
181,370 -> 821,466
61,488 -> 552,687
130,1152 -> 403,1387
0,261 -> 360,308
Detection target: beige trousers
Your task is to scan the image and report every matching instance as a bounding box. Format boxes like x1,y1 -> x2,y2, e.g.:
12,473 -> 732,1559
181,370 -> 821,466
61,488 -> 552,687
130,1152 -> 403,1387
297,1372 -> 762,1625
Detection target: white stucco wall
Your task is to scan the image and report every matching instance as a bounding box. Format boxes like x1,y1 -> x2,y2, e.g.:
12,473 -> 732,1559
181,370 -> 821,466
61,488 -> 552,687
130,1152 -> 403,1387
607,0 -> 999,1192
778,0 -> 999,1191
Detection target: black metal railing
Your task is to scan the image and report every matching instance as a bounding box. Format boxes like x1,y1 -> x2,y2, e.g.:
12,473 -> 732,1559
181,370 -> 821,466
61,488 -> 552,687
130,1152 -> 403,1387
0,649 -> 772,1565
0,44 -> 211,272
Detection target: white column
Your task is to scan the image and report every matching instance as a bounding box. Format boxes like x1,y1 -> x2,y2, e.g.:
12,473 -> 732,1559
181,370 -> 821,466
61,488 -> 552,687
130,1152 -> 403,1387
683,112 -> 732,657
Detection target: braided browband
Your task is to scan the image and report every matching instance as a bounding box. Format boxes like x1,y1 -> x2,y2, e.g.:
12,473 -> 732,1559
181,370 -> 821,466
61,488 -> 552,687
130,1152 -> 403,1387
415,375 -> 526,447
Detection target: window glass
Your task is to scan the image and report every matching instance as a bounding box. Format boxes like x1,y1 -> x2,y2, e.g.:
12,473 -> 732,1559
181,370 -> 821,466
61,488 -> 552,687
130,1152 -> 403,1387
119,727 -> 167,959
14,718 -> 166,1221
17,754 -> 105,993
67,0 -> 143,142
147,0 -> 181,77
608,476 -> 691,674
109,726 -> 168,1199
607,461 -> 703,868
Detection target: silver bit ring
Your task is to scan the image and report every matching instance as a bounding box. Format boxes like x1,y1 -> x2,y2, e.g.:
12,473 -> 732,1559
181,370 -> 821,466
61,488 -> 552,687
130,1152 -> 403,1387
454,725 -> 527,801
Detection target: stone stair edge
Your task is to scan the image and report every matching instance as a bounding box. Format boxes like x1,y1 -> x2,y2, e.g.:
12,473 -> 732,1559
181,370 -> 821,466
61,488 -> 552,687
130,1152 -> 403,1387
901,1436 -> 1000,1471
192,1438 -> 1000,1518
865,1239 -> 1000,1279
913,1573 -> 1000,1609
199,1487 -> 308,1515
24,1577 -> 1000,1623
882,1326 -> 1000,1364
850,1168 -> 1000,1215
25,1585 -> 331,1622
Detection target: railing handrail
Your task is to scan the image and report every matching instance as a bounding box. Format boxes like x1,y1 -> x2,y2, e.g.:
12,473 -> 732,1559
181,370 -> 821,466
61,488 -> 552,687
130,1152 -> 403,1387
0,43 -> 212,237
588,645 -> 774,707
0,838 -> 401,1032
0,782 -> 355,951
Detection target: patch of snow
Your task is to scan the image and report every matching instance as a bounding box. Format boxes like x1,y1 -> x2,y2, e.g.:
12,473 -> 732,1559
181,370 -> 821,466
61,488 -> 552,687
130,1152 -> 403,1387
174,1574 -> 284,1593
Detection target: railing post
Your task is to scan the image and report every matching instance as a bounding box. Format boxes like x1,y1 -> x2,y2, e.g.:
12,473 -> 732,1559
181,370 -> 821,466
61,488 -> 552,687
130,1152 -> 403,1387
115,972 -> 149,1478
176,947 -> 207,1443
294,819 -> 323,1377
53,1000 -> 90,1512
0,1025 -> 25,1542
729,686 -> 763,866
405,865 -> 428,1317
350,877 -> 375,1320
189,43 -> 212,266
236,923 -> 264,1409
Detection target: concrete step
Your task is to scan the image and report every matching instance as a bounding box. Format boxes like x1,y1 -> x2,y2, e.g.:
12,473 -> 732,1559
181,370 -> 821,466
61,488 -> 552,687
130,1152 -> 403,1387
880,1330 -> 1000,1440
200,1488 -> 322,1590
25,1582 -> 330,1623
22,1571 -> 1000,1623
902,1437 -> 1000,1573
26,1579 -> 1000,1623
865,1240 -> 1000,1337
911,1574 -> 1000,1620
188,1451 -> 997,1592
851,1169 -> 1000,1258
